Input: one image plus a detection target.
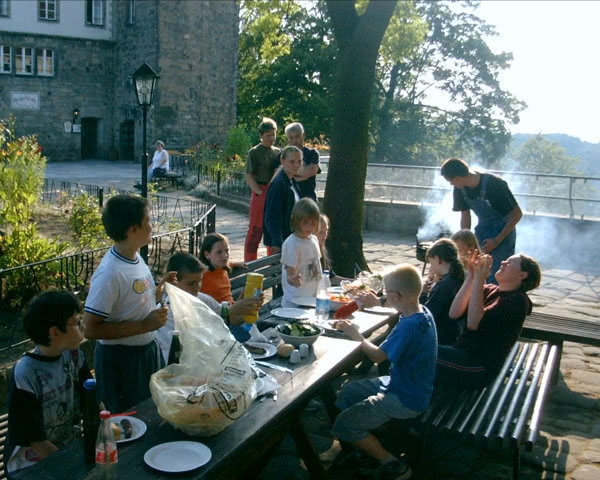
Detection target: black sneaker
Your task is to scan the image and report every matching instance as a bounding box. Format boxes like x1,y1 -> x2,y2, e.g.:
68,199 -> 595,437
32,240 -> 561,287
374,459 -> 412,480
330,450 -> 379,475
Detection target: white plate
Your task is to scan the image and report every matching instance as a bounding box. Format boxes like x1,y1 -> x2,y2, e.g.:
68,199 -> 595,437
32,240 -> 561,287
291,297 -> 316,307
244,341 -> 277,360
271,307 -> 311,319
110,415 -> 147,444
144,441 -> 212,473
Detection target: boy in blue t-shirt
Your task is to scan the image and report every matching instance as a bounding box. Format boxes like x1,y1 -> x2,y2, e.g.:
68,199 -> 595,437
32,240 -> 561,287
333,264 -> 437,480
5,291 -> 91,475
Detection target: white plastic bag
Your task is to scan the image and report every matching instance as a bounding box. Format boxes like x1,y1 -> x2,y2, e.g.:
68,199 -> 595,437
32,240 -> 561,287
150,283 -> 259,436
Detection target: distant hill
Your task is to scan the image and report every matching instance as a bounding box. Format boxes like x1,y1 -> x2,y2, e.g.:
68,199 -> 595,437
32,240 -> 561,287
511,133 -> 600,176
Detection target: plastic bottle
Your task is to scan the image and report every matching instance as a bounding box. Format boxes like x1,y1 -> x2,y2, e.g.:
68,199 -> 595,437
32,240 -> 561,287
242,273 -> 264,323
167,330 -> 182,365
95,410 -> 118,479
315,271 -> 331,321
82,378 -> 100,464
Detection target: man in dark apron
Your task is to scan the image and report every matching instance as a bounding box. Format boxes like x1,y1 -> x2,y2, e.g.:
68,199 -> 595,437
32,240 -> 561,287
441,158 -> 523,283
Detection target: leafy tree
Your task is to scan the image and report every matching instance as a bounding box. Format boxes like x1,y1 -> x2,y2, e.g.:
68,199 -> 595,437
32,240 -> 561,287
237,0 -> 336,138
372,0 -> 526,165
322,0 -> 396,275
501,134 -> 581,175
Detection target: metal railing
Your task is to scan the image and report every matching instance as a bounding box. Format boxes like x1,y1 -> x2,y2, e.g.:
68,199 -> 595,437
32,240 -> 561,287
317,159 -> 600,220
0,203 -> 216,353
41,178 -> 210,232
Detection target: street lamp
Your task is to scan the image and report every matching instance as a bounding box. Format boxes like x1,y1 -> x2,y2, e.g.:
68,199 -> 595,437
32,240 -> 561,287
131,63 -> 159,263
131,63 -> 159,199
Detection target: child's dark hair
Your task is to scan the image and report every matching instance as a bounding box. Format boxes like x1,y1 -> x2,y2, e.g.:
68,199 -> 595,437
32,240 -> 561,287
426,238 -> 465,281
199,233 -> 229,272
23,291 -> 82,347
166,252 -> 207,281
102,195 -> 149,242
519,254 -> 542,292
258,117 -> 277,135
440,158 -> 469,179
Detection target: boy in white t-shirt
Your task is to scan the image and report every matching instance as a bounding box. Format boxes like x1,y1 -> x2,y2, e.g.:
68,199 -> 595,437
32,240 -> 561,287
281,198 -> 322,307
156,252 -> 262,362
83,195 -> 168,413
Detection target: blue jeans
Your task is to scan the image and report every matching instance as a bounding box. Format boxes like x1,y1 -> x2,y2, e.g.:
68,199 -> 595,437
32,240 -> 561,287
332,377 -> 421,442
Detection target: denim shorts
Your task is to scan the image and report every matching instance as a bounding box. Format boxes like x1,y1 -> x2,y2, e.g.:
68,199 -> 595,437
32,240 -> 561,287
332,377 -> 421,442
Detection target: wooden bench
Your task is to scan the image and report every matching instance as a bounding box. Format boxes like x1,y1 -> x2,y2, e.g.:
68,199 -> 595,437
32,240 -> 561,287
230,254 -> 282,300
153,170 -> 184,189
0,412 -> 8,479
416,341 -> 558,480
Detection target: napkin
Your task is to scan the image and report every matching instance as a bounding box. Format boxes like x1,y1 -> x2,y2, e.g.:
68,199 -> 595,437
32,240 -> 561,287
248,324 -> 269,343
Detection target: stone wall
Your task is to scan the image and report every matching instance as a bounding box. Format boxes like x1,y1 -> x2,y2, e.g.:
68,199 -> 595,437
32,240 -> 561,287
156,0 -> 238,146
0,32 -> 115,161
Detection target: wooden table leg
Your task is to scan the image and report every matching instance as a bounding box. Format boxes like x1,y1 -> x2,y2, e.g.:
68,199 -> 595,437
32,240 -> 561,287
289,416 -> 327,480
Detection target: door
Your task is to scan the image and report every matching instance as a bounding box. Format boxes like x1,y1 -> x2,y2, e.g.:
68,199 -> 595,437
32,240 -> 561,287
81,118 -> 98,159
120,120 -> 135,161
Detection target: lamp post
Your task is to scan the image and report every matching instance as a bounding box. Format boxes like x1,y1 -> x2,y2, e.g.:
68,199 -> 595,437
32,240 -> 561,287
131,63 -> 159,262
131,63 -> 159,199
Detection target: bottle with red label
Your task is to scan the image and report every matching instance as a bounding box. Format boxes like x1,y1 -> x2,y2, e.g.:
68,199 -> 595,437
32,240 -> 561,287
95,410 -> 118,479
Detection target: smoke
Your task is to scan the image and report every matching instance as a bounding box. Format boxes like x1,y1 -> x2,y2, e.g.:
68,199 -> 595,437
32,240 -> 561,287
417,160 -> 600,272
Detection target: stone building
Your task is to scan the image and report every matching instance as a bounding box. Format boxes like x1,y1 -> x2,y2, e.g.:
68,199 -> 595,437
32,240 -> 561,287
0,0 -> 238,161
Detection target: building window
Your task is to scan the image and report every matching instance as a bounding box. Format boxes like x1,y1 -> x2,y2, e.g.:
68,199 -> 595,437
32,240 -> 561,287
39,0 -> 57,21
16,47 -> 33,75
1,46 -> 11,73
0,0 -> 9,17
127,0 -> 135,25
86,0 -> 104,26
37,48 -> 54,76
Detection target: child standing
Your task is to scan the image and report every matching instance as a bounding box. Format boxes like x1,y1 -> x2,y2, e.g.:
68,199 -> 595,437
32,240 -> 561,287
157,252 -> 263,360
83,195 -> 168,413
420,238 -> 465,345
6,291 -> 91,475
280,198 -> 322,308
332,265 -> 437,479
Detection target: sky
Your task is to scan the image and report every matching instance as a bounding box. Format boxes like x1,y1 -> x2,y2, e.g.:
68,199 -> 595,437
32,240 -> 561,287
476,0 -> 600,144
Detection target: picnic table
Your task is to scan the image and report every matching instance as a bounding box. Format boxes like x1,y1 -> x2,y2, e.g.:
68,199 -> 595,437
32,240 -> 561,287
10,308 -> 397,480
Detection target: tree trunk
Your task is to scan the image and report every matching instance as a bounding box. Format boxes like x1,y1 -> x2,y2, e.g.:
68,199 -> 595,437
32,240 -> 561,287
374,63 -> 401,163
323,0 -> 396,277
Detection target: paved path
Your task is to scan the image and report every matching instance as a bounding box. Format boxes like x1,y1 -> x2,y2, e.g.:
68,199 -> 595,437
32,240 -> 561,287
46,161 -> 600,479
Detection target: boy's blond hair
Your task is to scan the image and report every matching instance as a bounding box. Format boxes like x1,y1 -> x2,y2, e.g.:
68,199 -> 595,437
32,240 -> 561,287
290,198 -> 320,234
384,264 -> 422,298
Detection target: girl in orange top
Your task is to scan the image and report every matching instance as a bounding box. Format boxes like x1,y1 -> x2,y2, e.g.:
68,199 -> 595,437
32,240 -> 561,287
199,233 -> 264,312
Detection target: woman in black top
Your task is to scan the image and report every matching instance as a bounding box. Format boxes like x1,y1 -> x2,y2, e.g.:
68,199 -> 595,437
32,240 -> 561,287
420,239 -> 465,345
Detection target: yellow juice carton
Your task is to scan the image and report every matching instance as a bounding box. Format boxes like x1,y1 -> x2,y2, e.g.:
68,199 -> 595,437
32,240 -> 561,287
243,273 -> 264,323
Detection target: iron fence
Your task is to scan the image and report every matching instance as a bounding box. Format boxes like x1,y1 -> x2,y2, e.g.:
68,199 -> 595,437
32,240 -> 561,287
0,204 -> 216,353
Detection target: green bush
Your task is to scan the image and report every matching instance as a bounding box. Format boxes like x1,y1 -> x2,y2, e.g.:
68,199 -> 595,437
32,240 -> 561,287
224,126 -> 252,160
60,192 -> 108,250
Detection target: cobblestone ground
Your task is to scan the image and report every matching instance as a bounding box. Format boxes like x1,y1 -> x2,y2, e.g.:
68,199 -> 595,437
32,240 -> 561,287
46,162 -> 600,479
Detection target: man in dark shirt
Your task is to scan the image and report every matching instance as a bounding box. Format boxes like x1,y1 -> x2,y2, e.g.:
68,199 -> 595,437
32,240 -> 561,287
244,118 -> 281,261
435,252 -> 541,388
282,122 -> 321,202
441,158 -> 522,282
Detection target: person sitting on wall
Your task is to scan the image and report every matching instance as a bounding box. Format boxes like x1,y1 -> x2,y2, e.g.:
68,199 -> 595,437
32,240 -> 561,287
280,122 -> 321,202
440,158 -> 522,283
148,140 -> 170,182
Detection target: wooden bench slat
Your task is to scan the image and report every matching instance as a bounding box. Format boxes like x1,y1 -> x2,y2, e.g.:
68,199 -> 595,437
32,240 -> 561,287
443,390 -> 474,431
496,343 -> 540,445
457,388 -> 488,435
512,343 -> 549,449
526,344 -> 559,449
483,344 -> 530,442
468,343 -> 521,439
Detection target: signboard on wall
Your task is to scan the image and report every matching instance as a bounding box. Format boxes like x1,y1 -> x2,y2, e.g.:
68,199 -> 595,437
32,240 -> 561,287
72,124 -> 81,133
10,92 -> 40,111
